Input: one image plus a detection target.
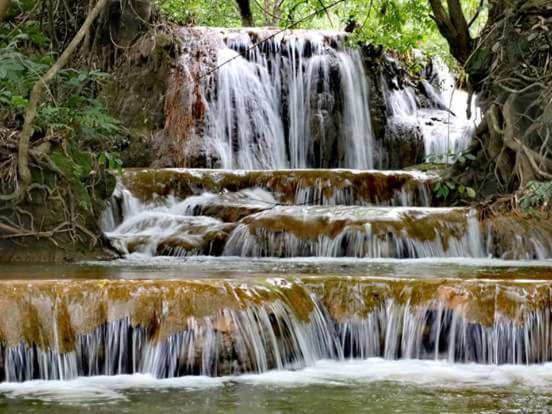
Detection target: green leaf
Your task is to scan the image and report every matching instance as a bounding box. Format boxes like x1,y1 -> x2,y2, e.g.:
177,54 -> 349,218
466,187 -> 476,199
10,95 -> 28,108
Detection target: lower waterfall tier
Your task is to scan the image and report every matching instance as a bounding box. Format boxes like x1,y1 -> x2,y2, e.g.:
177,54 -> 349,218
2,277 -> 552,382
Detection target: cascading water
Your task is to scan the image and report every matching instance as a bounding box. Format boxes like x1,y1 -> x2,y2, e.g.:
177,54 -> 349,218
384,56 -> 479,163
3,278 -> 552,382
3,27 -> 551,414
101,170 -> 551,260
182,29 -> 376,169
207,47 -> 287,169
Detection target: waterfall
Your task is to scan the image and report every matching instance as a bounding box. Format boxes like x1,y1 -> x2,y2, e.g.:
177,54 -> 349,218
100,170 -> 551,260
206,48 -> 287,169
3,278 -> 552,382
184,29 -> 376,169
384,57 -> 479,163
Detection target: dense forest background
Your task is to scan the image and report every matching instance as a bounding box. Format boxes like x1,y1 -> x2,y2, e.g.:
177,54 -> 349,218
0,0 -> 550,260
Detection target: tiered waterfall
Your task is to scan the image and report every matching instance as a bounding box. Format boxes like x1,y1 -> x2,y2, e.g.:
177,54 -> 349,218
0,27 -> 550,383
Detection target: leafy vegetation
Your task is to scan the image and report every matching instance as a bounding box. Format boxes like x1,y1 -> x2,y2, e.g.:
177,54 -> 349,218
0,23 -> 124,154
432,179 -> 476,201
155,0 -> 241,26
519,181 -> 552,212
155,0 -> 487,60
425,149 -> 477,165
0,13 -> 121,252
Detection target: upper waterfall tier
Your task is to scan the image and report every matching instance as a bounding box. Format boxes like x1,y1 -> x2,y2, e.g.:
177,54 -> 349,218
166,27 -> 374,169
3,277 -> 552,382
155,27 -> 476,169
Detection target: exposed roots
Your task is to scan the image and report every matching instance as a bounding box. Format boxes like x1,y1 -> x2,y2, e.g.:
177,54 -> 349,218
448,0 -> 552,199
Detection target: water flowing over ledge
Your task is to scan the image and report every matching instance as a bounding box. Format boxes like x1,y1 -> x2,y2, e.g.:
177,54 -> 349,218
2,277 -> 552,382
101,169 -> 551,260
118,168 -> 435,205
155,27 -> 476,169
164,27 -> 374,169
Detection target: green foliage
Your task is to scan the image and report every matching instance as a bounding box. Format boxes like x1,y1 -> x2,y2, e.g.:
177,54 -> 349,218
425,149 -> 477,165
519,181 -> 552,211
1,20 -> 123,230
154,0 -> 487,62
433,180 -> 476,201
0,22 -> 124,157
345,0 -> 443,54
155,0 -> 241,26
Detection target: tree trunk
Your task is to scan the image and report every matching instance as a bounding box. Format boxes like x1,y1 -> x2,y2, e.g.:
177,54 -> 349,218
236,0 -> 254,26
428,0 -> 472,65
0,0 -> 10,21
429,0 -> 552,196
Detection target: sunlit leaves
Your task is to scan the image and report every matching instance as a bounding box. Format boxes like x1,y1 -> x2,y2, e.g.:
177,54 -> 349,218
154,0 -> 487,60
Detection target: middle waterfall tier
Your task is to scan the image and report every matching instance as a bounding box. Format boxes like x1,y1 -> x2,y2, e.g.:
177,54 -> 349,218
101,169 -> 551,260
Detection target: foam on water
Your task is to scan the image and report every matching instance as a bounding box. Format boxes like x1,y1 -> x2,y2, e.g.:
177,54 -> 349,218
2,359 -> 552,405
87,256 -> 552,269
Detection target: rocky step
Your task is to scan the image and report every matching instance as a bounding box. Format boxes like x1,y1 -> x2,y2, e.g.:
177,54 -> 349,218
104,204 -> 551,260
2,276 -> 552,382
119,168 -> 435,207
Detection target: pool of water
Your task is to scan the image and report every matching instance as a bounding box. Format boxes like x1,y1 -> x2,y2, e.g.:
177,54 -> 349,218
1,256 -> 551,280
1,359 -> 551,413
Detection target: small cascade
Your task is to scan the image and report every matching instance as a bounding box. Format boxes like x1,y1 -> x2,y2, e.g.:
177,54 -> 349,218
119,168 -> 434,207
223,206 -> 486,258
384,57 -> 478,163
3,277 -> 552,382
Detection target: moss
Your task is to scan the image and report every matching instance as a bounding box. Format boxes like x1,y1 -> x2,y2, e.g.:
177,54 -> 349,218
100,30 -> 178,168
405,163 -> 447,172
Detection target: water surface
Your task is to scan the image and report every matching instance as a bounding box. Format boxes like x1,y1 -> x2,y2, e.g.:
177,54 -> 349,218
1,256 -> 551,280
1,359 -> 551,413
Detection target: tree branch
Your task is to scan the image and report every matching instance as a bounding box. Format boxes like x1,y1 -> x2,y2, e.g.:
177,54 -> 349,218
468,0 -> 485,28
